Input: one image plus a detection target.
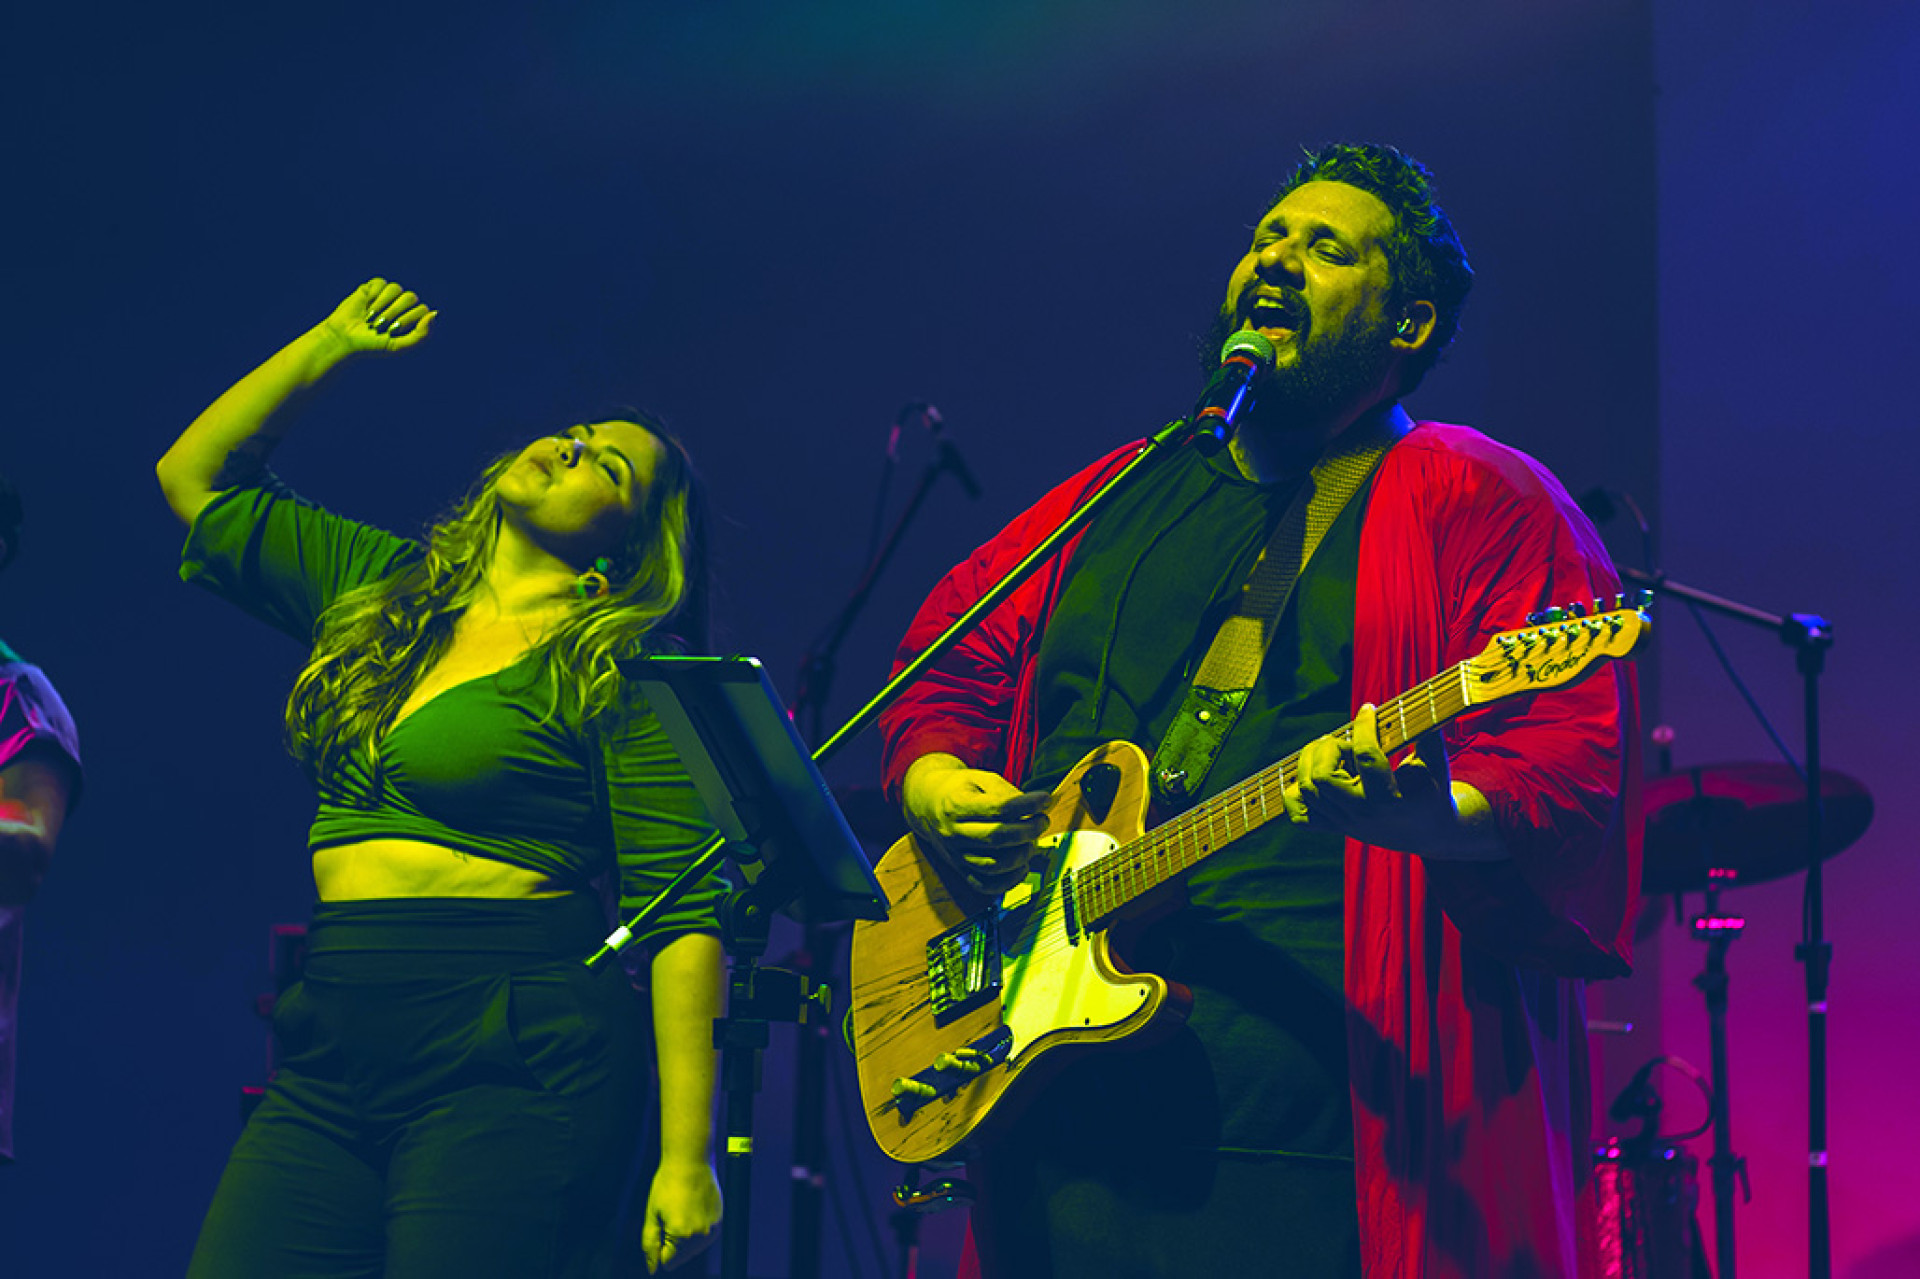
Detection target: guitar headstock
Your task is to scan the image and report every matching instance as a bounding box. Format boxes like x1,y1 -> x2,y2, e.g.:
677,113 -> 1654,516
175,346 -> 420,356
1466,592 -> 1652,704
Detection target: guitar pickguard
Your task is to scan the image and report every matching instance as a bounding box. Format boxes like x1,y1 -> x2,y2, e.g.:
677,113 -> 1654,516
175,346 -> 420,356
994,830 -> 1149,1069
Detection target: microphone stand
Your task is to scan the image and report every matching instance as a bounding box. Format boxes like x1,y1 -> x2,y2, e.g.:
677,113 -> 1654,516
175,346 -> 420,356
786,449 -> 961,1279
797,450 -> 962,747
1619,566 -> 1835,1279
814,415 -> 1206,768
805,414 -> 1207,1275
811,336 -> 1270,767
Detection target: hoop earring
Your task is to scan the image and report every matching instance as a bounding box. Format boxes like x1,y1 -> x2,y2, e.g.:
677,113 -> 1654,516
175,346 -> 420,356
573,557 -> 612,600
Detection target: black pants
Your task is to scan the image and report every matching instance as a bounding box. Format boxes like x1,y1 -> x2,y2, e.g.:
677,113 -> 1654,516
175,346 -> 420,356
969,1021 -> 1360,1279
188,895 -> 650,1279
972,1140 -> 1360,1279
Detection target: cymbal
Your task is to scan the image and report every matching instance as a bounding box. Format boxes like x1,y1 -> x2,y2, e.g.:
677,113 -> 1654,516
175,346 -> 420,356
1641,762 -> 1873,895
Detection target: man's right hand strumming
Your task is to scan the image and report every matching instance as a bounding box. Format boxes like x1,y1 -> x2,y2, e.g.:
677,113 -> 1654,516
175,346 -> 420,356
900,753 -> 1051,895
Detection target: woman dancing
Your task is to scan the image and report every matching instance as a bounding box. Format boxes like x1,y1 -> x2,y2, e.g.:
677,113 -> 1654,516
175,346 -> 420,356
159,279 -> 724,1277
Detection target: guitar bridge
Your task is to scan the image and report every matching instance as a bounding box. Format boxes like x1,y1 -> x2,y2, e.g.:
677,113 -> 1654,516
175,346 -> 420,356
926,910 -> 1002,1026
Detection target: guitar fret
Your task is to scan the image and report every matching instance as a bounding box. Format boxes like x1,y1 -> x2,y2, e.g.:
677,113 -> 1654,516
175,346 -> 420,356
1067,608 -> 1646,928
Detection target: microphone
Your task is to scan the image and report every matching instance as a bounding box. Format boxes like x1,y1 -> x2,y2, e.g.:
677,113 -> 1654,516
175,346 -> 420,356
1609,1058 -> 1664,1126
904,402 -> 983,500
1191,330 -> 1276,445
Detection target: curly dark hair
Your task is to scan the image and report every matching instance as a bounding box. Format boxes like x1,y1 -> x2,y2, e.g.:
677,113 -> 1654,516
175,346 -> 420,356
1269,142 -> 1473,395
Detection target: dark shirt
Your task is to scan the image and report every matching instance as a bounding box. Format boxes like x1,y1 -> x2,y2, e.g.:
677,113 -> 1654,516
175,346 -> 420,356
1027,442 -> 1368,1159
179,479 -> 723,943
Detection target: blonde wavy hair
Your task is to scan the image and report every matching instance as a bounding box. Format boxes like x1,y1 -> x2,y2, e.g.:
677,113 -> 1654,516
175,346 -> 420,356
285,417 -> 705,780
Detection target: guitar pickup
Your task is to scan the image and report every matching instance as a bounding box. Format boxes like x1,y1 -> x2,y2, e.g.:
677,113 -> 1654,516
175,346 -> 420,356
926,910 -> 1003,1026
887,1026 -> 1015,1119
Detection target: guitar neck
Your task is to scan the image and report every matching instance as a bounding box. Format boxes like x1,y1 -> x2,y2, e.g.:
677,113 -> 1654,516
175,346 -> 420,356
1072,661 -> 1473,928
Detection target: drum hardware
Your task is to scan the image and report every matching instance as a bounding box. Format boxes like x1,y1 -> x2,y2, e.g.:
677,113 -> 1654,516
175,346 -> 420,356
1634,760 -> 1873,1279
1641,764 -> 1872,898
1596,1056 -> 1713,1279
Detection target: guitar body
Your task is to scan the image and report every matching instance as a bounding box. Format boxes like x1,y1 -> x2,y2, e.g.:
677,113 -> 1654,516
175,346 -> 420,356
849,741 -> 1186,1165
848,599 -> 1650,1166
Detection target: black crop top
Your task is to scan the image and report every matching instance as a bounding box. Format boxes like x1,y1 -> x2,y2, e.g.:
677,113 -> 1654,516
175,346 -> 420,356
180,477 -> 725,946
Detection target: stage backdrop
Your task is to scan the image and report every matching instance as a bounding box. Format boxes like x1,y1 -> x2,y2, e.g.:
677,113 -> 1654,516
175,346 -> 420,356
0,2 -> 1682,1274
1652,3 -> 1920,1276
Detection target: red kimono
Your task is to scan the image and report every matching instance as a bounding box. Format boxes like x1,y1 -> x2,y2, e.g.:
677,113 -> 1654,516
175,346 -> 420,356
879,421 -> 1641,1278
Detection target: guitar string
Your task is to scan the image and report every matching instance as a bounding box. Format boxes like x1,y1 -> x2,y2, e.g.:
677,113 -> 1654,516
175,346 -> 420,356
1075,657 -> 1478,926
886,617 -> 1638,1148
1076,618 -> 1630,922
1012,653 -> 1484,966
997,619 -> 1630,964
1075,614 -> 1628,917
1104,618 -> 1633,920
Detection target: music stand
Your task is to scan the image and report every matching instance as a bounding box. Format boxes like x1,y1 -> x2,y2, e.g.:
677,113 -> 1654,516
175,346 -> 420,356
608,654 -> 889,1279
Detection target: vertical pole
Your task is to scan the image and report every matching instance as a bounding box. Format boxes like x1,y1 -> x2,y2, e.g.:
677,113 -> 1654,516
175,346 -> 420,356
1693,865 -> 1747,1279
1696,910 -> 1740,1279
787,924 -> 837,1279
1795,630 -> 1832,1279
720,955 -> 764,1279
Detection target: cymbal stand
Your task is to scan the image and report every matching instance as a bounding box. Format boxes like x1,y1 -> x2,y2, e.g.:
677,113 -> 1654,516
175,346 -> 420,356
1623,568 -> 1835,1278
1787,618 -> 1834,1279
1690,872 -> 1749,1279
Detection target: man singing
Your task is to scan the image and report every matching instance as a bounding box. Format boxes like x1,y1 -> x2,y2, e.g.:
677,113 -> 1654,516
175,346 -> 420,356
879,144 -> 1639,1277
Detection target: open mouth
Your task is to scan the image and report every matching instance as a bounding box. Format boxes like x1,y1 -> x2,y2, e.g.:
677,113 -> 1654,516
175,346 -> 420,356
1246,295 -> 1305,340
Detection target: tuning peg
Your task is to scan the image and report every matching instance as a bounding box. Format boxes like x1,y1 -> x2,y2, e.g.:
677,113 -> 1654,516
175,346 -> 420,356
1565,601 -> 1587,618
1526,606 -> 1567,626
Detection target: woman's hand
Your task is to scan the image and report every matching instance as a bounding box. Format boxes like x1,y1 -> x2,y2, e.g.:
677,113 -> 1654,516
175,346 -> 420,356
158,276 -> 437,525
315,277 -> 436,358
641,1159 -> 722,1273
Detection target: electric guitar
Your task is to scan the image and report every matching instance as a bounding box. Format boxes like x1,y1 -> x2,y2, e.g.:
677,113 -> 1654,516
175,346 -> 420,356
848,597 -> 1650,1164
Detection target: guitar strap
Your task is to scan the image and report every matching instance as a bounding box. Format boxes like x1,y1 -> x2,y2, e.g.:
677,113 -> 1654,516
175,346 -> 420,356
1148,420 -> 1397,809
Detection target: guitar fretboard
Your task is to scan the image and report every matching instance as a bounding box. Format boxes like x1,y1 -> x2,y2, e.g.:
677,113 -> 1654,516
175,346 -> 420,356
1073,660 -> 1477,927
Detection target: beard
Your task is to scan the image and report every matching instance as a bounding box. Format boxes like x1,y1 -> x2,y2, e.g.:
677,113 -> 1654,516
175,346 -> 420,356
1198,300 -> 1397,431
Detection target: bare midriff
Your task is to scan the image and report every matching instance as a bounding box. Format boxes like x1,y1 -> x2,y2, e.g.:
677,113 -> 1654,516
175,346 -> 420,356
313,839 -> 571,901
